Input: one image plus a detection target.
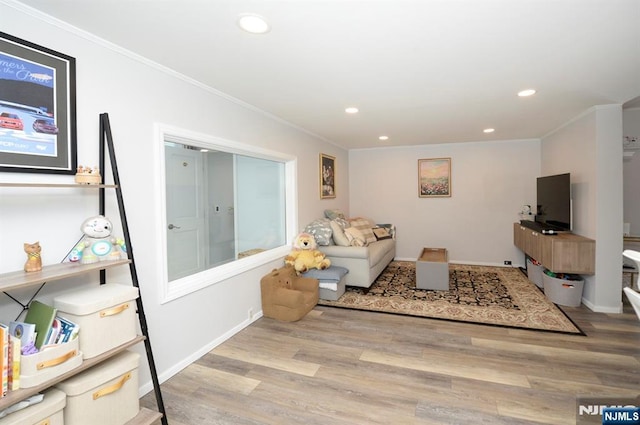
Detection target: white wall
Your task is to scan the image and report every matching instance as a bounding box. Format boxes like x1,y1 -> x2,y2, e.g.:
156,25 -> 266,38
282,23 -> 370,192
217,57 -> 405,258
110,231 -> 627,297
623,108 -> 640,236
349,139 -> 541,266
541,105 -> 624,312
0,2 -> 349,394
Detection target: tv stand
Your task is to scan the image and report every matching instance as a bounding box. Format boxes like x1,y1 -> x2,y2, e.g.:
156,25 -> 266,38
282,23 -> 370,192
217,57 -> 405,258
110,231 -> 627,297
513,223 -> 595,274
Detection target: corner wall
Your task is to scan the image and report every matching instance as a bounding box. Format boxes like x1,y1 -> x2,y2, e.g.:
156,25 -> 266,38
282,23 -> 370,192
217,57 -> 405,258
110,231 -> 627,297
541,105 -> 623,312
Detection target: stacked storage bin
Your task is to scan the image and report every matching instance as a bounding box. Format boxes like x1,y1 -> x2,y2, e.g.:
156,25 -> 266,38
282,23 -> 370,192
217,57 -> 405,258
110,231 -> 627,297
52,283 -> 141,425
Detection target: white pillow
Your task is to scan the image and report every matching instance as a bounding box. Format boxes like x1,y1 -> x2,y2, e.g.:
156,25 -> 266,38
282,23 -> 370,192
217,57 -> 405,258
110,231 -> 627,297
330,220 -> 350,246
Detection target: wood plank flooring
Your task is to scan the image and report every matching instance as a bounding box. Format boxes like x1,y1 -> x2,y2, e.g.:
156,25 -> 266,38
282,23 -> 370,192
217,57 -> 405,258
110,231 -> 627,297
141,301 -> 640,424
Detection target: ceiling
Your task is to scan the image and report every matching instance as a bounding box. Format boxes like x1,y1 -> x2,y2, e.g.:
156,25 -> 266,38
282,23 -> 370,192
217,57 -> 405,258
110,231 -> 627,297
13,0 -> 640,150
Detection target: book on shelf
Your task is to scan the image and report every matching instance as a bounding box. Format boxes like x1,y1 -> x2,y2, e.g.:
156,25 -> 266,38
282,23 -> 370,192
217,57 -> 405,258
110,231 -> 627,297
8,335 -> 20,391
8,321 -> 36,350
24,300 -> 57,350
56,316 -> 79,343
0,323 -> 8,397
41,316 -> 80,348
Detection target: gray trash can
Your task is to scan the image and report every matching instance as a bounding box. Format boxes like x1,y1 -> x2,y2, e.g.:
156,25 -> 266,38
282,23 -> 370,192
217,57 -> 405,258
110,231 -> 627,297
543,272 -> 584,307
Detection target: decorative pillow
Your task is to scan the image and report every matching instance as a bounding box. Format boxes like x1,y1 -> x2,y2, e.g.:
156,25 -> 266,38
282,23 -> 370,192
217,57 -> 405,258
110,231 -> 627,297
344,226 -> 366,247
349,218 -> 377,245
304,218 -> 333,246
324,209 -> 346,220
330,220 -> 350,246
372,227 -> 392,240
377,223 -> 396,239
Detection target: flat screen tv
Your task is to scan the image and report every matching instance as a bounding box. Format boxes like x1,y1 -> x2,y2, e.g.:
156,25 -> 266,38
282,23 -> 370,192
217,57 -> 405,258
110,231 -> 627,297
535,173 -> 571,231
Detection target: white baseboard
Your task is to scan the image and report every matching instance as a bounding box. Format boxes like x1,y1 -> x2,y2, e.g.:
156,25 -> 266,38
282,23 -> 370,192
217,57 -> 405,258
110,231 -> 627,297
138,311 -> 264,397
395,257 -> 519,268
580,298 -> 623,314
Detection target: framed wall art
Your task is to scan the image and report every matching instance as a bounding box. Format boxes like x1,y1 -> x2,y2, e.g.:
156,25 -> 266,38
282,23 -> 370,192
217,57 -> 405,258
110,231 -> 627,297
0,32 -> 77,174
418,157 -> 451,198
320,153 -> 336,199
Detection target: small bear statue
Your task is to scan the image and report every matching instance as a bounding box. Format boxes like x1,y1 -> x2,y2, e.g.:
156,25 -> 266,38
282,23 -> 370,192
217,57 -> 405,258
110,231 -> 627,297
24,241 -> 42,272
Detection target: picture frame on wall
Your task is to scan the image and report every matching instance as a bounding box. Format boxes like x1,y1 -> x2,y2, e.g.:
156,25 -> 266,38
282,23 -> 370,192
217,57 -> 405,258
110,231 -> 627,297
418,157 -> 451,198
0,32 -> 77,174
320,153 -> 336,199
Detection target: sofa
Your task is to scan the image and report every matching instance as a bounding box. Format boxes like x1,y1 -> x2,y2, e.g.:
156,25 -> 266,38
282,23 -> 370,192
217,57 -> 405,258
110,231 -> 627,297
302,211 -> 396,288
321,239 -> 395,287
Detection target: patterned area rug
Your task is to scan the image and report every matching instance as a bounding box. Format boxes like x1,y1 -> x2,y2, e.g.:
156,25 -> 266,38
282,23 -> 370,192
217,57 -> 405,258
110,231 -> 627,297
318,261 -> 583,334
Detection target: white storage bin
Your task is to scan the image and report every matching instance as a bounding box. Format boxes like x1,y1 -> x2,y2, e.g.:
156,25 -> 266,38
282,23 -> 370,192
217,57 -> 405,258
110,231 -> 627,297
20,338 -> 82,388
526,258 -> 544,288
53,284 -> 139,359
0,388 -> 65,425
543,273 -> 584,307
319,280 -> 346,301
55,350 -> 140,425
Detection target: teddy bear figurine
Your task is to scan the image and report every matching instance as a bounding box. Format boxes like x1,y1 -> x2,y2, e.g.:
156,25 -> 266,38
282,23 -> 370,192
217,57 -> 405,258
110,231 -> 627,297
68,215 -> 126,264
284,232 -> 331,274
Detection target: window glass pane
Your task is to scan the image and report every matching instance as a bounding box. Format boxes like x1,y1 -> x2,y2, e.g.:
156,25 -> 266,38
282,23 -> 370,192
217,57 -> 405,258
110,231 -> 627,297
164,141 -> 287,283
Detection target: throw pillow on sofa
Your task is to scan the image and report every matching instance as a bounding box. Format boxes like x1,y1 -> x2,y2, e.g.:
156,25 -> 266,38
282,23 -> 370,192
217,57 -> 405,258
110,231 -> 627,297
304,218 -> 333,246
330,220 -> 350,246
344,226 -> 366,246
324,209 -> 346,220
349,218 -> 377,245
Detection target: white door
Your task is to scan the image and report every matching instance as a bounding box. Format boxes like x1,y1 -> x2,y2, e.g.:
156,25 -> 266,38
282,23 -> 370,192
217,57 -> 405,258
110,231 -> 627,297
165,144 -> 207,281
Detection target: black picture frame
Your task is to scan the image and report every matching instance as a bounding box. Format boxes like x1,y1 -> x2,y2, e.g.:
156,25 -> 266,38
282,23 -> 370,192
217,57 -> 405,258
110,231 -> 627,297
0,32 -> 77,174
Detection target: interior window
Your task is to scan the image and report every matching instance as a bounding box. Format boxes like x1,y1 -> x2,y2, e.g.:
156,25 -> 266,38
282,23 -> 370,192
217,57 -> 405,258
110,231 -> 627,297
159,126 -> 297,303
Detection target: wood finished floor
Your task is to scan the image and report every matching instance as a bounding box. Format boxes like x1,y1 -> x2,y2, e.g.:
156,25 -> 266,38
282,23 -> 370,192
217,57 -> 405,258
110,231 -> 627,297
141,301 -> 640,425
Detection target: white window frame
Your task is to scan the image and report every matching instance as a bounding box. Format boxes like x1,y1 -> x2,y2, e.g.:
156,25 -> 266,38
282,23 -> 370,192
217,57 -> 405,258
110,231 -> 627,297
155,123 -> 298,304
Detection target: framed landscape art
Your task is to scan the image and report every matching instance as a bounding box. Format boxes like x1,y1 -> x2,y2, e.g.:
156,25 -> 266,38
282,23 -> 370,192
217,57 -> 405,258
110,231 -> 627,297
0,32 -> 77,174
418,157 -> 451,198
320,153 -> 336,199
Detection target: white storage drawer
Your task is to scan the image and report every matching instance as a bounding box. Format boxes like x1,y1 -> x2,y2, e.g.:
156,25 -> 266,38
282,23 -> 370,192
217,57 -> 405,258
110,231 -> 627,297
53,283 -> 139,359
55,350 -> 140,425
0,388 -> 65,425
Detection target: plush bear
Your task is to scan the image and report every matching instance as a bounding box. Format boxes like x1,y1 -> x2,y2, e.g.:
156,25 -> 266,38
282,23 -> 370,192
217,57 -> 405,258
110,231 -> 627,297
68,215 -> 126,264
284,232 -> 331,274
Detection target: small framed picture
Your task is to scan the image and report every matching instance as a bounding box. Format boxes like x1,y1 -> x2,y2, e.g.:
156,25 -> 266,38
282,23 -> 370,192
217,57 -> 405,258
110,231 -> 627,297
0,32 -> 77,174
418,158 -> 451,198
320,153 -> 336,199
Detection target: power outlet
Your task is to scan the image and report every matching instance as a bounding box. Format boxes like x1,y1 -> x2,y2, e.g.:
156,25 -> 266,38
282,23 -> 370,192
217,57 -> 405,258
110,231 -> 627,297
504,260 -> 512,266
248,308 -> 254,320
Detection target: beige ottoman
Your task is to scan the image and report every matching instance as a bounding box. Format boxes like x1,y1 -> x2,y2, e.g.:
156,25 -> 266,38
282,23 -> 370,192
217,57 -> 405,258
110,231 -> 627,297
416,247 -> 449,290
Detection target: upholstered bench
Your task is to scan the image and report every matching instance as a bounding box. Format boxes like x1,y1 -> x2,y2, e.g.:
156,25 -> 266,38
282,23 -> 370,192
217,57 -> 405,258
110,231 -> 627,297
302,266 -> 349,301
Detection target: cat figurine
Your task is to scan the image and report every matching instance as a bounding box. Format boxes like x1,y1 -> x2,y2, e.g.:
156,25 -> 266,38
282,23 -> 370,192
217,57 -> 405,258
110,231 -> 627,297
24,242 -> 42,272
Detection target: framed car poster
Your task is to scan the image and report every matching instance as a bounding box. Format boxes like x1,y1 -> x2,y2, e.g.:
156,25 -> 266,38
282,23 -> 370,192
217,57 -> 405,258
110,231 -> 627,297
0,32 -> 77,174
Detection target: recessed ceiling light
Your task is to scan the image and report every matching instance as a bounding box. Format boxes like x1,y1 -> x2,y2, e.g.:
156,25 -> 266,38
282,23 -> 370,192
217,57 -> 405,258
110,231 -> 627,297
345,107 -> 359,114
379,135 -> 389,141
483,128 -> 495,133
237,14 -> 270,34
518,89 -> 536,97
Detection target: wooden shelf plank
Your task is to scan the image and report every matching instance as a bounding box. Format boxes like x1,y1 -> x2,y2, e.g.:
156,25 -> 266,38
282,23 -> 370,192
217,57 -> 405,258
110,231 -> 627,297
0,259 -> 131,292
125,408 -> 164,425
0,183 -> 117,188
0,336 -> 145,409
